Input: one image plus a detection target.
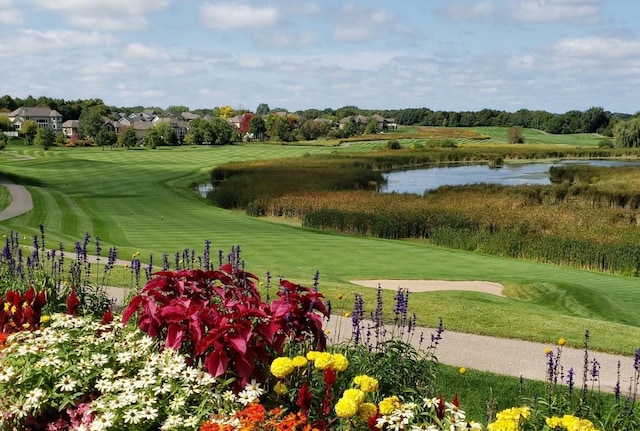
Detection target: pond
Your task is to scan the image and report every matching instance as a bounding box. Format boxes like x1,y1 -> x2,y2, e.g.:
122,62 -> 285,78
380,160 -> 640,195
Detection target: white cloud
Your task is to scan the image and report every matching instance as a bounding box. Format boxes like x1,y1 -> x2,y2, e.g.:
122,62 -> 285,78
507,0 -> 601,24
555,37 -> 640,59
0,0 -> 22,25
437,1 -> 496,21
26,0 -> 170,30
0,29 -> 115,57
123,43 -> 172,61
333,5 -> 394,42
254,30 -> 315,48
200,2 -> 279,30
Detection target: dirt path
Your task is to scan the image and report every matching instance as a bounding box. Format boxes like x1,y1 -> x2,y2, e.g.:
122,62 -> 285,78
1,177 -> 636,392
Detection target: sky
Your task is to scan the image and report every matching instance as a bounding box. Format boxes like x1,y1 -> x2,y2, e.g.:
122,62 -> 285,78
1,0 -> 639,114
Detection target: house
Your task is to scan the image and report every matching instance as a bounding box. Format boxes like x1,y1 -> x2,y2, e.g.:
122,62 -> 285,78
153,117 -> 189,143
338,115 -> 368,129
8,106 -> 63,133
131,120 -> 155,140
371,114 -> 397,133
227,115 -> 242,130
61,120 -> 79,138
181,112 -> 200,122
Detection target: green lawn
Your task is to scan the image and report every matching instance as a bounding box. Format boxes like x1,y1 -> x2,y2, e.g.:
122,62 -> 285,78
472,126 -> 604,146
0,185 -> 10,212
2,140 -> 640,355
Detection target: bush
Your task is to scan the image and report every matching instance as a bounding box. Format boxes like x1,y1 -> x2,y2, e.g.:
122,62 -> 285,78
386,139 -> 401,150
507,126 -> 525,144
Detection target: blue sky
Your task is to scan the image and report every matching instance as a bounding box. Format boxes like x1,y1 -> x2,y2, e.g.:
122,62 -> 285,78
1,0 -> 639,114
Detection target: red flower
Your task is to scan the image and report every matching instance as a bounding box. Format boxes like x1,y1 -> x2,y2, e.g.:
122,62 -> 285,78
66,288 -> 80,316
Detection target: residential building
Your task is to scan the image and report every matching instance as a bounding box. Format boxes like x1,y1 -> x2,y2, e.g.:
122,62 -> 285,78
8,106 -> 63,133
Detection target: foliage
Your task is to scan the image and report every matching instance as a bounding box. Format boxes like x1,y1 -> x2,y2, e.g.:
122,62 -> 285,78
0,115 -> 11,132
94,129 -> 117,147
0,313 -> 226,431
20,120 -> 38,145
1,228 -> 114,318
507,126 -> 525,144
122,260 -> 329,389
117,127 -> 138,148
34,127 -> 55,149
78,107 -> 105,141
614,117 -> 640,148
0,133 -> 7,150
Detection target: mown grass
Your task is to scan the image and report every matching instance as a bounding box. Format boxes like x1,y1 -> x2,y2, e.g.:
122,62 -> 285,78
473,127 -> 604,146
0,185 -> 10,212
2,139 -> 640,356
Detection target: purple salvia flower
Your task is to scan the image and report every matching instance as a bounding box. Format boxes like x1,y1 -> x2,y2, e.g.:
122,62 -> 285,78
162,253 -> 169,271
175,252 -> 180,270
95,236 -> 101,259
590,359 -> 600,381
430,317 -> 444,346
39,224 -> 45,252
203,239 -> 211,271
218,249 -> 224,267
566,367 -> 575,395
633,348 -> 640,372
352,292 -> 364,344
614,360 -> 621,403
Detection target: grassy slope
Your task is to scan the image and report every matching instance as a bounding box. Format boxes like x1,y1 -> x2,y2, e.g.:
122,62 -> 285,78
1,134 -> 640,355
0,186 -> 9,212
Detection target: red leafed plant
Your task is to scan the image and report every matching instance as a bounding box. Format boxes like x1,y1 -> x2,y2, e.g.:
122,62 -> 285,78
122,263 -> 329,388
0,285 -> 47,334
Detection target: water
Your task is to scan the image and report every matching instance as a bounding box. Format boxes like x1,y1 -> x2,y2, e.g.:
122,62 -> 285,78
380,160 -> 640,195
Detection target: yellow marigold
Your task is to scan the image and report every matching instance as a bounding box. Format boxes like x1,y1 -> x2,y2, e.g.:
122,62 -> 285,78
495,406 -> 531,422
544,347 -> 553,355
546,417 -> 564,428
270,357 -> 295,379
459,367 -> 467,375
292,356 -> 308,368
337,294 -> 344,300
331,353 -> 349,372
344,312 -> 351,318
306,351 -> 321,361
560,415 -> 598,431
335,397 -> 358,418
487,418 -> 520,431
342,388 -> 365,406
40,315 -> 50,323
313,352 -> 335,370
558,338 -> 567,346
378,396 -> 400,415
358,402 -> 377,421
353,375 -> 379,393
274,381 -> 288,396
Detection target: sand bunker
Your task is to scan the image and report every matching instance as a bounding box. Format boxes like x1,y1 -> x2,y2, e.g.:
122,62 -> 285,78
350,280 -> 505,296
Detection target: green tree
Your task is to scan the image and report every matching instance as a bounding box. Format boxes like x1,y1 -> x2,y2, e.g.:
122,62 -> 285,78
265,114 -> 293,142
79,107 -> 104,141
210,117 -> 234,145
614,117 -> 640,148
167,105 -> 189,115
364,118 -> 378,134
248,115 -> 266,140
299,119 -> 330,140
54,132 -> 67,147
256,103 -> 270,116
20,120 -> 38,145
0,115 -> 12,131
154,122 -> 178,145
0,133 -> 8,151
95,129 -> 117,148
34,127 -> 55,150
507,126 -> 525,144
118,127 -> 138,148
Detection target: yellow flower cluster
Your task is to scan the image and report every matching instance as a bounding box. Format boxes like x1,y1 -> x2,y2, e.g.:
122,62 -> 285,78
335,388 -> 376,420
546,415 -> 600,431
292,355 -> 307,368
270,357 -> 295,379
487,406 -> 531,431
305,351 -> 349,372
353,375 -> 379,393
378,396 -> 401,415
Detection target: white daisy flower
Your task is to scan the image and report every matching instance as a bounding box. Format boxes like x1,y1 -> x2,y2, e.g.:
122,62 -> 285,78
122,409 -> 143,425
56,375 -> 78,392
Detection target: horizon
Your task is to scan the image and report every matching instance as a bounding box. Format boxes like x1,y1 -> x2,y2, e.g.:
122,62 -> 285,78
1,1 -> 639,114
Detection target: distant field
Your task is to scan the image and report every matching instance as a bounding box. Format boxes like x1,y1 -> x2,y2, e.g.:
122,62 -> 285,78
472,126 -> 604,146
3,135 -> 640,355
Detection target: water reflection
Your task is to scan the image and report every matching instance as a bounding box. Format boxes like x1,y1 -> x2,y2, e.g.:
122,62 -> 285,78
381,160 -> 640,195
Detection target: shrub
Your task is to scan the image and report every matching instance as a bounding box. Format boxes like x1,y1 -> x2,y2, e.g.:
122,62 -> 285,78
386,139 -> 401,150
507,126 -> 525,144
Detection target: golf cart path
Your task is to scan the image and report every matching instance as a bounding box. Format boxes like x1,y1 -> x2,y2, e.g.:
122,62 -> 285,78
0,177 -> 33,221
1,177 -> 636,393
